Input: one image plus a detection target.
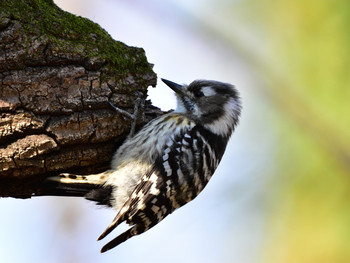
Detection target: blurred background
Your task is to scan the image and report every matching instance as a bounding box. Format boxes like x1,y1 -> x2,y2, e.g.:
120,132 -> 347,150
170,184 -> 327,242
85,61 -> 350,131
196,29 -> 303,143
1,0 -> 350,262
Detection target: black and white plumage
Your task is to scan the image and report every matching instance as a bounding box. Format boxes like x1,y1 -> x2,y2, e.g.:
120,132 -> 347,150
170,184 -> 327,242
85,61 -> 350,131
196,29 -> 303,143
44,79 -> 241,253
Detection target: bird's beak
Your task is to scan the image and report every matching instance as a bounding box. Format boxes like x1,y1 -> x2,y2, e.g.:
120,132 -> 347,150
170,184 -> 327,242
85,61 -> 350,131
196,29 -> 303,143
161,78 -> 184,95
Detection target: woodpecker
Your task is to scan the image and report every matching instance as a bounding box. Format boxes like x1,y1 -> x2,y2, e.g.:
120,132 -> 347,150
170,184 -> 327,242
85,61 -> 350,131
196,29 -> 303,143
43,79 -> 242,253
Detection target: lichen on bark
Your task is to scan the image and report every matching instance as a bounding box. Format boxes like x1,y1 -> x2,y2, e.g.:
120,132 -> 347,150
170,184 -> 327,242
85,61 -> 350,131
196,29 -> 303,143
0,0 -> 161,198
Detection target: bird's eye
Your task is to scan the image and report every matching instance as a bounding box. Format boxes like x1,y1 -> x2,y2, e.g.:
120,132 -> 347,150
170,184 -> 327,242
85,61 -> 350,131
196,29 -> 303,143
194,90 -> 204,98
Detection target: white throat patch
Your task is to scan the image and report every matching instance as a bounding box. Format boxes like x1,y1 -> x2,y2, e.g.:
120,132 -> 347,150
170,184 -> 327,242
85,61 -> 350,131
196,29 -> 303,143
174,97 -> 186,113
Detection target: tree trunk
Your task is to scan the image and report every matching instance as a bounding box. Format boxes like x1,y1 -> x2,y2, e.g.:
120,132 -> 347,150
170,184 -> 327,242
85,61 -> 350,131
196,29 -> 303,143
0,0 -> 161,198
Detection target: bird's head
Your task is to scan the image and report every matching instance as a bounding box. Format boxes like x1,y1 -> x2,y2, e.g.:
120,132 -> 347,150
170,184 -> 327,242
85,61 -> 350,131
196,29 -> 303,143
162,78 -> 242,137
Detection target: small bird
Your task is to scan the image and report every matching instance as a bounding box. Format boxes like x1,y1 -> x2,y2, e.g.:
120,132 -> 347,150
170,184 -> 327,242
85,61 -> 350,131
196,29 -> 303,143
42,78 -> 241,253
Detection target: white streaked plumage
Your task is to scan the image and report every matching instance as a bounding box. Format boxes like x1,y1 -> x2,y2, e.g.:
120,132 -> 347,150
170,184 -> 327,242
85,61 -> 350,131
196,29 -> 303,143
47,79 -> 241,253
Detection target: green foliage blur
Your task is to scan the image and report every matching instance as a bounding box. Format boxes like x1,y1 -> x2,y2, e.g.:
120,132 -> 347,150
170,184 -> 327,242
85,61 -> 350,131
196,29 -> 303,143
200,0 -> 350,261
233,0 -> 350,262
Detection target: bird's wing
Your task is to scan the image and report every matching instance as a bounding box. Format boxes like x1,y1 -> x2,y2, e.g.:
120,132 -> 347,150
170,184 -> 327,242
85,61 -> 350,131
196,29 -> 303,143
97,159 -> 169,252
97,128 -> 194,252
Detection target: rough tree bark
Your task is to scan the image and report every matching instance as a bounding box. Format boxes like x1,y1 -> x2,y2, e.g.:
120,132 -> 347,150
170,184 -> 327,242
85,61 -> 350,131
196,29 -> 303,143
0,0 -> 162,198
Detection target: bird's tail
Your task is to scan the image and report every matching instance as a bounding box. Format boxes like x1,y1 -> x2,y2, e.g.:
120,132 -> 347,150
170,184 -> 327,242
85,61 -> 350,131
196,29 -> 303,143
36,170 -> 115,206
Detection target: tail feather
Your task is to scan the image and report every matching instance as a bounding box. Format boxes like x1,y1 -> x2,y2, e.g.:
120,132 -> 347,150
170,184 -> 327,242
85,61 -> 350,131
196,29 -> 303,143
100,226 -> 136,253
36,170 -> 114,206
